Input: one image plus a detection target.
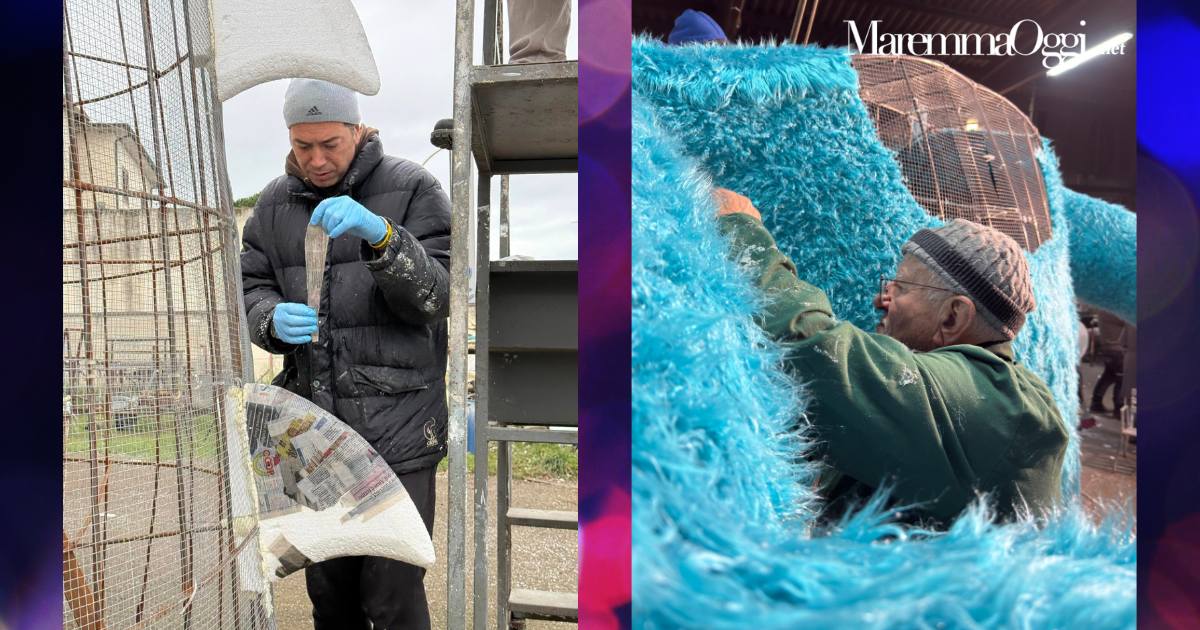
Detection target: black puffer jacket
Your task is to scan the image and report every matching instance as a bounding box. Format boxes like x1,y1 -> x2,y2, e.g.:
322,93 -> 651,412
240,131 -> 450,473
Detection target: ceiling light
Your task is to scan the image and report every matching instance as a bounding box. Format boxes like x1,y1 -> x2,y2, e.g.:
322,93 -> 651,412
1047,32 -> 1133,77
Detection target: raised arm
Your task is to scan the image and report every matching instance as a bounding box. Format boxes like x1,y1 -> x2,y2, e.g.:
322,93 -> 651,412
716,194 -> 980,517
359,177 -> 451,325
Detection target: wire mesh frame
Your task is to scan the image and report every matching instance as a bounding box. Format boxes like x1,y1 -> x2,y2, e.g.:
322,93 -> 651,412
851,55 -> 1053,251
62,0 -> 270,628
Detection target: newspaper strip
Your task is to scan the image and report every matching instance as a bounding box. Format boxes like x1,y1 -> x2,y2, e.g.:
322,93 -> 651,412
243,383 -> 412,519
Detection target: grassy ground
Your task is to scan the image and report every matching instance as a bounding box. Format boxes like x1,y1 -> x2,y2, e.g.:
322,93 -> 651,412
65,411 -> 578,482
438,442 -> 579,481
63,411 -> 221,461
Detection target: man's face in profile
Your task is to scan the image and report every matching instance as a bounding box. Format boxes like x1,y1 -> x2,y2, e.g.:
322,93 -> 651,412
875,256 -> 950,352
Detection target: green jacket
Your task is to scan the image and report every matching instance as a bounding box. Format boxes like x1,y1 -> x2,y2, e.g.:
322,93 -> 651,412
719,214 -> 1068,524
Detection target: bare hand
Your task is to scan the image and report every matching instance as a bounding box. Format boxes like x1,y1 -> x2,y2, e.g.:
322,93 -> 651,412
713,187 -> 761,221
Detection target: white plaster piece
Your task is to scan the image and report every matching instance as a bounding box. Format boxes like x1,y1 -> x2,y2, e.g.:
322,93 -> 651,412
260,500 -> 436,581
223,387 -> 272,598
211,0 -> 380,102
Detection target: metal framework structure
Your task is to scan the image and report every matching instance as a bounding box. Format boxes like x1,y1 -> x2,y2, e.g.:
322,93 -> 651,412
62,0 -> 270,627
447,1 -> 579,628
853,55 -> 1053,251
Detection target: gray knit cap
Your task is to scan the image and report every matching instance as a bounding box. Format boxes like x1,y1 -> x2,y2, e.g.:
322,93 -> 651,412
283,79 -> 361,127
901,219 -> 1036,340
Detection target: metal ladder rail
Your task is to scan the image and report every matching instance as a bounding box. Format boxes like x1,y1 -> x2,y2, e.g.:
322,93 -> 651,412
446,0 -> 477,626
447,0 -> 579,627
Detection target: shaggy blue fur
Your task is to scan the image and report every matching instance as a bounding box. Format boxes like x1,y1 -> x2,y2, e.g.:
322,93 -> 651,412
628,39 -> 1148,495
632,39 -> 1136,628
1057,184 -> 1138,323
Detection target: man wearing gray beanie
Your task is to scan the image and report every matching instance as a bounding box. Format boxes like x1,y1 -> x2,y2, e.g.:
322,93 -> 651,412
714,189 -> 1068,528
241,78 -> 450,629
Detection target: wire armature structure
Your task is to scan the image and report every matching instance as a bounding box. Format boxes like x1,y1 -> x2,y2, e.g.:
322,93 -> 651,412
853,55 -> 1053,251
62,0 -> 272,627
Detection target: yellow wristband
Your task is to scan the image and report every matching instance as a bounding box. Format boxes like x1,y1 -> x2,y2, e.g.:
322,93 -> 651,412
370,221 -> 393,250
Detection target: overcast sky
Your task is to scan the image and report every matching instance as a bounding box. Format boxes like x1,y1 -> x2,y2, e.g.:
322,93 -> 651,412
221,0 -> 579,261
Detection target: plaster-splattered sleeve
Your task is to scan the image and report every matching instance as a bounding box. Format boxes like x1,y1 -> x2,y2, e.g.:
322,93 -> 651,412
717,213 -> 837,340
359,178 -> 451,325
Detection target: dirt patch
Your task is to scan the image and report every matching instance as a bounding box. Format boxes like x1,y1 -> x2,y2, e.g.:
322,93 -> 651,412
63,458 -> 266,629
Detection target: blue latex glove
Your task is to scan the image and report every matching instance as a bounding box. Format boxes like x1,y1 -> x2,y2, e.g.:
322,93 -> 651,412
310,196 -> 388,243
272,302 -> 318,345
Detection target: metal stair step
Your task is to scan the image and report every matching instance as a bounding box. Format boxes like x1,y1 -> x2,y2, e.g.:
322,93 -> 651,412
486,426 -> 578,444
508,588 -> 578,621
507,507 -> 578,530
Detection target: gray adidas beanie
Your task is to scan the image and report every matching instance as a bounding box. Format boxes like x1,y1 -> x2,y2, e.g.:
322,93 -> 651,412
283,79 -> 361,127
901,218 -> 1036,340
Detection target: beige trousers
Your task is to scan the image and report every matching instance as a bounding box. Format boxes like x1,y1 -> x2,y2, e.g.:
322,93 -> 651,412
507,0 -> 570,63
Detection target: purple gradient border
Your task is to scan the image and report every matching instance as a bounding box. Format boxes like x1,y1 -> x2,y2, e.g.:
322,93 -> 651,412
19,0 -> 1200,627
1136,1 -> 1200,626
0,0 -> 68,626
578,0 -> 632,627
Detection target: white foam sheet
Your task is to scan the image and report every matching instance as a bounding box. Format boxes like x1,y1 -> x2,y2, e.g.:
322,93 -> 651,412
210,0 -> 380,102
260,501 -> 435,581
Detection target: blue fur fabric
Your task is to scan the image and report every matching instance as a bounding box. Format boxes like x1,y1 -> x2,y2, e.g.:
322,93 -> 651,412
632,39 -> 1135,628
1058,184 -> 1138,323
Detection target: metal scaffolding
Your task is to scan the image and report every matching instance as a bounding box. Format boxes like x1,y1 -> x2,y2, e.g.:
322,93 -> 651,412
446,0 -> 579,628
62,0 -> 270,627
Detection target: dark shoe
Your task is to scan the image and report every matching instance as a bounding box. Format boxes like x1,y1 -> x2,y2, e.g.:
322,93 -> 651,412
1089,402 -> 1107,413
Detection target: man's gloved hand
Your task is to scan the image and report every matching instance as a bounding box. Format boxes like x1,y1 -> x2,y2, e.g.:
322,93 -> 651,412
272,302 -> 318,345
310,196 -> 388,243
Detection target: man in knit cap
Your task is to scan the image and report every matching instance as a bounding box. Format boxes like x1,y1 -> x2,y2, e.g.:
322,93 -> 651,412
713,189 -> 1068,527
667,9 -> 729,45
240,78 -> 450,628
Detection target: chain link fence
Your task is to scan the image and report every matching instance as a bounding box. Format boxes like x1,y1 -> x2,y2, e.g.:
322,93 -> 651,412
62,0 -> 272,627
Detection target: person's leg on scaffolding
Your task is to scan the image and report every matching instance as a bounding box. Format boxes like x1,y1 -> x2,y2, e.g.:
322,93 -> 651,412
1112,362 -> 1125,416
507,0 -> 571,64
